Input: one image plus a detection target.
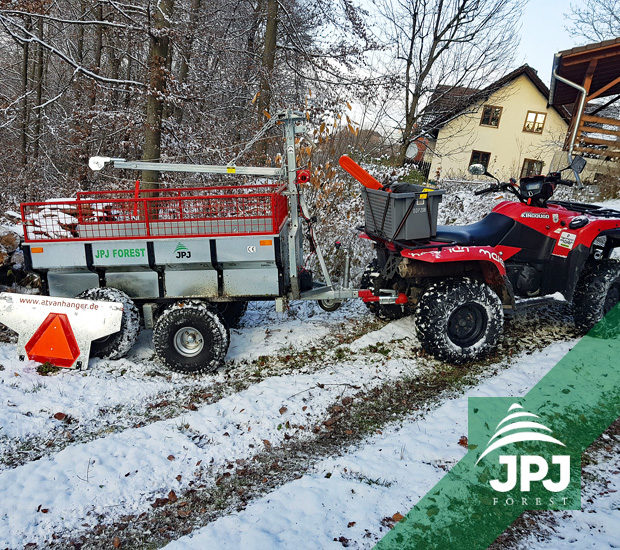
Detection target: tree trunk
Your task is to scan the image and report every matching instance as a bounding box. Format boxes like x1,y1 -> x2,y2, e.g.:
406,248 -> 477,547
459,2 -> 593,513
33,16 -> 44,160
21,17 -> 31,167
142,0 -> 174,188
89,3 -> 103,109
397,94 -> 420,166
257,0 -> 278,126
173,0 -> 202,124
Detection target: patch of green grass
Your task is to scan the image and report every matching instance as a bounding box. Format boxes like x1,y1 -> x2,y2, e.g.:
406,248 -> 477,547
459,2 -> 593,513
36,362 -> 61,376
398,169 -> 427,185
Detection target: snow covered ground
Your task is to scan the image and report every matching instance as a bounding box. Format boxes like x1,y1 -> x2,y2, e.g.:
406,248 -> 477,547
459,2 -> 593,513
166,341 -> 575,550
0,190 -> 617,549
0,298 -> 615,549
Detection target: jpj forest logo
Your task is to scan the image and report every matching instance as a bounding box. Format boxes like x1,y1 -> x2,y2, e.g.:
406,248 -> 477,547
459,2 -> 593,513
469,397 -> 580,511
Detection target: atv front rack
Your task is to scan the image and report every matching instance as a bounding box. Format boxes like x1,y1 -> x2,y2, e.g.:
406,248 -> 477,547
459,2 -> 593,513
548,200 -> 620,218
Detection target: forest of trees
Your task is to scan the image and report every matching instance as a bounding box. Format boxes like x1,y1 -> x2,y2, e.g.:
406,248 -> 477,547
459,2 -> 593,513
0,0 -> 557,207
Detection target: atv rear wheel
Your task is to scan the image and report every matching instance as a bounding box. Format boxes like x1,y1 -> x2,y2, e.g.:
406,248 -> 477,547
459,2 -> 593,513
360,260 -> 410,320
76,287 -> 140,360
415,278 -> 503,363
153,301 -> 229,374
572,259 -> 620,335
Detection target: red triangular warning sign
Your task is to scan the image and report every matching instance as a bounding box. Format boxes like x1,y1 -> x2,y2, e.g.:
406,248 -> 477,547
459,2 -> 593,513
25,313 -> 80,368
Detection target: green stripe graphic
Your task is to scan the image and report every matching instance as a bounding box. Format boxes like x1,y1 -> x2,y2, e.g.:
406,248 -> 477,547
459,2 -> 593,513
376,304 -> 620,550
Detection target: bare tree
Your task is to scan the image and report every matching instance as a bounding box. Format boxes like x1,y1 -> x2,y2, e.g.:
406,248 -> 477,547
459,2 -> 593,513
565,0 -> 620,43
141,0 -> 175,187
374,0 -> 523,165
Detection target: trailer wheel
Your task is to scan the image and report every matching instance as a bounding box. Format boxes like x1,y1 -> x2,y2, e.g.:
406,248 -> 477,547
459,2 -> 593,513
76,287 -> 140,360
360,260 -> 410,320
318,298 -> 342,312
216,301 -> 248,328
573,259 -> 620,336
153,301 -> 229,374
415,277 -> 503,363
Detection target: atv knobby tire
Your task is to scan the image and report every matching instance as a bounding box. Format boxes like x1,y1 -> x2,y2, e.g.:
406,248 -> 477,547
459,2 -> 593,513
360,260 -> 411,320
153,301 -> 229,374
216,301 -> 248,329
415,277 -> 503,363
76,287 -> 140,359
573,259 -> 620,336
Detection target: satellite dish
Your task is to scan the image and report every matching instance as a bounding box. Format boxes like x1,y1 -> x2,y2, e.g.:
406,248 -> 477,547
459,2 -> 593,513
405,141 -> 420,159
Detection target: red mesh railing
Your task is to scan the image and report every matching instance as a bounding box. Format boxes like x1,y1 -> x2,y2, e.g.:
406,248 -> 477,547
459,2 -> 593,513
21,184 -> 288,242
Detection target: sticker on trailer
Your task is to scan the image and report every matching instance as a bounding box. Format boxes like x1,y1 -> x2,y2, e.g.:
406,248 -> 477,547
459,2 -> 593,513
558,232 -> 577,250
0,293 -> 122,369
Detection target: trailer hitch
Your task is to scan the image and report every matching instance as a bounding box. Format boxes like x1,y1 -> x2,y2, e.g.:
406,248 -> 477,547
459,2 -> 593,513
358,289 -> 408,305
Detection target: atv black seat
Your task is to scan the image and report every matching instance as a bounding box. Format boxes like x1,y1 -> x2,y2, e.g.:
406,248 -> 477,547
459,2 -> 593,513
435,212 -> 515,246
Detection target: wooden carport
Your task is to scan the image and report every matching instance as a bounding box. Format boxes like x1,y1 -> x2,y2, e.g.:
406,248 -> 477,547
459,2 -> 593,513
549,37 -> 620,160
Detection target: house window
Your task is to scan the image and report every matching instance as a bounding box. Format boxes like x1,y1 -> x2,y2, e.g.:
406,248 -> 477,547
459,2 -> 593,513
480,105 -> 502,127
470,150 -> 491,170
521,158 -> 544,178
523,111 -> 546,133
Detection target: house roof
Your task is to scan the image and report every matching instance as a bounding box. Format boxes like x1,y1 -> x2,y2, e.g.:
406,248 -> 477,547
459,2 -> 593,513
549,37 -> 620,106
424,64 -> 570,135
421,85 -> 480,127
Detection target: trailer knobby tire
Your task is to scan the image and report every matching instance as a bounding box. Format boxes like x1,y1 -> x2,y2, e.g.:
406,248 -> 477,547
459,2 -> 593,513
415,277 -> 503,363
153,301 -> 229,374
76,287 -> 140,360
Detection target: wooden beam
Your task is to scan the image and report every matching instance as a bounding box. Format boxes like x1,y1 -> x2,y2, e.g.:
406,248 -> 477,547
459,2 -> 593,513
582,114 -> 620,126
590,94 -> 620,116
587,75 -> 620,101
580,136 -> 619,147
582,59 -> 598,94
563,47 -> 620,66
580,125 -> 620,137
574,146 -> 620,158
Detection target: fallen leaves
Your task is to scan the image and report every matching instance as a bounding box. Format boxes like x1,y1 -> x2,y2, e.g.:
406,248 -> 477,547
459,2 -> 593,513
112,536 -> 121,548
279,406 -> 288,415
458,435 -> 468,448
167,455 -> 175,461
381,512 -> 405,529
151,498 -> 169,509
168,490 -> 178,503
262,439 -> 272,450
53,412 -> 66,421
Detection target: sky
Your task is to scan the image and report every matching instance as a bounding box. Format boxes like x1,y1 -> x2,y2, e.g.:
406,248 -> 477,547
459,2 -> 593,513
516,0 -> 590,86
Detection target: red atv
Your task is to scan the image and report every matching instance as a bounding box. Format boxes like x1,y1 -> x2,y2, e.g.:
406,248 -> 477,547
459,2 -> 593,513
351,156 -> 620,363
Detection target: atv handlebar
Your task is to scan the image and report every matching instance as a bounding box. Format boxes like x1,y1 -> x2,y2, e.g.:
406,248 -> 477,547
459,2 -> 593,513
474,176 -> 574,200
474,185 -> 498,196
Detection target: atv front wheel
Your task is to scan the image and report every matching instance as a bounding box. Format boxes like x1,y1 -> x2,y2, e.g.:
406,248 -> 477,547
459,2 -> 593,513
360,260 -> 410,320
572,259 -> 620,335
76,287 -> 140,359
415,278 -> 503,363
153,301 -> 229,374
